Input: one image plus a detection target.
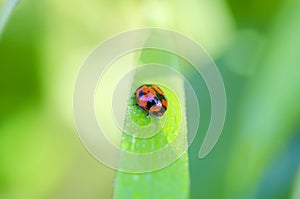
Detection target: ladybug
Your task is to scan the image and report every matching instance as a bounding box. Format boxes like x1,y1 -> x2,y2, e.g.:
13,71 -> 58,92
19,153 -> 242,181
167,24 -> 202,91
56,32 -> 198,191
135,84 -> 168,117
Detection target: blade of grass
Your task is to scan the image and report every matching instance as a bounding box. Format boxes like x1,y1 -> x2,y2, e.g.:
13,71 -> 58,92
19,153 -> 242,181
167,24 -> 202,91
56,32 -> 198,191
113,47 -> 190,198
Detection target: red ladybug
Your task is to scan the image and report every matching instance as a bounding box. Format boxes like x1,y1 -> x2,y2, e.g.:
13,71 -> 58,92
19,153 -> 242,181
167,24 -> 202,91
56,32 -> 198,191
135,84 -> 168,117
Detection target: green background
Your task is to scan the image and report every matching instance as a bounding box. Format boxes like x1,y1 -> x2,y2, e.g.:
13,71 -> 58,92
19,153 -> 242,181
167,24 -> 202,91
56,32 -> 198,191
0,0 -> 300,198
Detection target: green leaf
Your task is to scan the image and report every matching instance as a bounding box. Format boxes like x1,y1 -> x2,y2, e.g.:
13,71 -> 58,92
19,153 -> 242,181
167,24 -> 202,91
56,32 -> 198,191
113,49 -> 190,199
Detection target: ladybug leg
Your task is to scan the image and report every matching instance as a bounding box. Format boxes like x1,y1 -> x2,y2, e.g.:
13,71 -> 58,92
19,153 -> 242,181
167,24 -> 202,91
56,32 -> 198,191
131,95 -> 138,106
145,113 -> 150,118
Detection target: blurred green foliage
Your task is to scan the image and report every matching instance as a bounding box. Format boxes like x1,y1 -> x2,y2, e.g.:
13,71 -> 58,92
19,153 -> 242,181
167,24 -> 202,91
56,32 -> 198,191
0,0 -> 299,199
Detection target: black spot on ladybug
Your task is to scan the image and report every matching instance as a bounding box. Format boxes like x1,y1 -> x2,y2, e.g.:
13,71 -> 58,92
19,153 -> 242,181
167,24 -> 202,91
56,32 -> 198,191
146,100 -> 157,110
139,90 -> 145,97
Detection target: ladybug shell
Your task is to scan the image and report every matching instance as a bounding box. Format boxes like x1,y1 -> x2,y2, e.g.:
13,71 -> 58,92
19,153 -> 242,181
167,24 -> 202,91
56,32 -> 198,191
135,84 -> 168,117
